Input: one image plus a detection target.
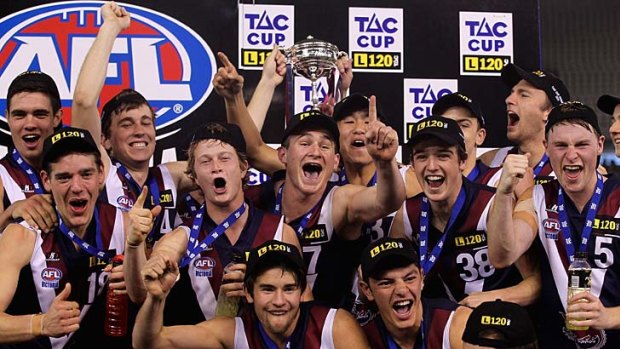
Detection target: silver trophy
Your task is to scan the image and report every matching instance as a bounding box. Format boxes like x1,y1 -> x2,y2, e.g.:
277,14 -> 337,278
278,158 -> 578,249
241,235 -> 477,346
284,36 -> 345,110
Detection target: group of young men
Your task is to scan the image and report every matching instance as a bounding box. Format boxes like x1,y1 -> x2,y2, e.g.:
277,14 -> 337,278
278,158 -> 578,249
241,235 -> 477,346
0,1 -> 618,349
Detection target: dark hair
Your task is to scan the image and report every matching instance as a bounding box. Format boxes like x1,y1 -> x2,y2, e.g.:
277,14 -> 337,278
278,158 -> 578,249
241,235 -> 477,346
7,71 -> 61,114
101,89 -> 154,139
474,329 -> 538,349
244,256 -> 307,297
43,151 -> 103,176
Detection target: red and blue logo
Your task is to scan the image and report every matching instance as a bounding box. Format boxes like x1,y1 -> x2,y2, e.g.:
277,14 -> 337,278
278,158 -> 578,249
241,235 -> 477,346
0,1 -> 216,138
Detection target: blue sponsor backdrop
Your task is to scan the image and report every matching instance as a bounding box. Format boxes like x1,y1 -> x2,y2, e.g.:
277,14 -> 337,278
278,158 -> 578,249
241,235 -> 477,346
0,0 -> 541,164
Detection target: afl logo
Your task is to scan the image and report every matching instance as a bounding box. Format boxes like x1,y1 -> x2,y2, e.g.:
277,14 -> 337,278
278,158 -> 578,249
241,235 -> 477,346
117,195 -> 134,209
41,267 -> 62,281
0,1 -> 216,138
543,218 -> 560,240
193,256 -> 215,277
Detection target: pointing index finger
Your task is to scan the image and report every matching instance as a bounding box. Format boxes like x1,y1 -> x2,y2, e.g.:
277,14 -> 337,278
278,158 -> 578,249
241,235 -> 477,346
369,95 -> 377,123
217,52 -> 233,69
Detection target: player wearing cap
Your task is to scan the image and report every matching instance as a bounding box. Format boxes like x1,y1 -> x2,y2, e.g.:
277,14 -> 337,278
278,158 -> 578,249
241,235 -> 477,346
0,71 -> 63,233
597,94 -> 620,157
462,300 -> 538,349
123,122 -> 300,325
0,127 -> 133,348
391,115 -> 539,307
488,101 -> 620,348
214,52 -> 405,310
133,240 -> 369,349
480,64 -> 571,185
72,2 -> 194,245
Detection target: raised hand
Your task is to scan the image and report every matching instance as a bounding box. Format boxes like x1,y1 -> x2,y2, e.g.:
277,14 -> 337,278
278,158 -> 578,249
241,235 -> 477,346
42,283 -> 81,337
365,96 -> 398,162
260,45 -> 287,87
498,154 -> 532,195
101,1 -> 130,32
11,194 -> 56,233
336,55 -> 353,95
213,52 -> 244,100
126,186 -> 161,247
141,254 -> 179,299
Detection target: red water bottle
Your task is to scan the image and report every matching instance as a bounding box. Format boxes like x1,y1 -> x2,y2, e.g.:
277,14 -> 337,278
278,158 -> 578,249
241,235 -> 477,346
104,254 -> 128,337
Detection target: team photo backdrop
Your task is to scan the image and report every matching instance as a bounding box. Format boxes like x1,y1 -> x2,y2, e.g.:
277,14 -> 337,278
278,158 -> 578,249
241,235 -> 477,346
0,0 -> 541,177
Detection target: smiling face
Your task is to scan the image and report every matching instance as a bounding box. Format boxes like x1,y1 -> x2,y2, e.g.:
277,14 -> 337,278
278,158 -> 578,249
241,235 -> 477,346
610,105 -> 620,157
190,140 -> 247,208
41,153 -> 104,234
246,268 -> 302,340
7,92 -> 61,168
337,110 -> 372,167
278,130 -> 340,195
545,121 -> 604,202
361,263 -> 423,332
103,104 -> 156,169
411,138 -> 465,204
505,80 -> 552,144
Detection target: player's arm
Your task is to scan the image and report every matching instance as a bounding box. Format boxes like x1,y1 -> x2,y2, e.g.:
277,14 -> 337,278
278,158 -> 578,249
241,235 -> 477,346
448,306 -> 474,349
213,52 -> 284,176
332,309 -> 370,349
162,161 -> 197,194
246,45 -> 286,131
0,193 -> 56,233
133,255 -> 232,349
334,97 -> 405,238
388,206 -> 408,240
72,2 -> 130,176
487,154 -> 537,267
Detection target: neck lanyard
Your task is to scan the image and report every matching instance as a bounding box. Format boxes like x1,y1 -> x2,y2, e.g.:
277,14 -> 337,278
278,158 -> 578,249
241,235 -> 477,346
57,208 -> 111,262
275,184 -> 320,237
533,154 -> 549,177
183,193 -> 200,215
558,173 -> 604,263
180,202 -> 246,268
466,162 -> 480,182
339,168 -> 377,187
11,148 -> 44,194
258,321 -> 291,349
419,187 -> 466,275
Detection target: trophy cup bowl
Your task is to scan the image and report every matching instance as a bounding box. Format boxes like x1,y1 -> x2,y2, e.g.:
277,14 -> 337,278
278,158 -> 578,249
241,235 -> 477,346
284,36 -> 344,109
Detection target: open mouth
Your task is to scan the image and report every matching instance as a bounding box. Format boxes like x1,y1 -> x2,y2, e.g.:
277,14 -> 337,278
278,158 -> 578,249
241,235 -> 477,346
302,163 -> 322,180
214,177 -> 227,188
392,300 -> 413,315
22,134 -> 41,146
69,199 -> 88,213
508,111 -> 520,127
424,175 -> 445,188
563,165 -> 583,179
351,139 -> 366,148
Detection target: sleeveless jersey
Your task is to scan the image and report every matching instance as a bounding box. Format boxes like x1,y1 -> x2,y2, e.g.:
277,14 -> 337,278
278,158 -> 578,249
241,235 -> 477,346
533,177 -> 620,348
2,202 -> 125,349
163,203 -> 284,324
247,181 -> 366,309
100,163 -> 181,244
234,303 -> 337,349
0,151 -> 42,209
481,147 -> 555,187
403,178 -> 522,301
362,298 -> 458,349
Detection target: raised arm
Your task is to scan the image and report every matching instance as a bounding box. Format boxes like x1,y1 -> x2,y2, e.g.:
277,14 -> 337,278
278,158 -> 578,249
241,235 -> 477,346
487,154 -> 538,267
213,52 -> 284,176
72,2 -> 130,173
246,45 -> 286,131
334,96 -> 405,235
332,309 -> 370,349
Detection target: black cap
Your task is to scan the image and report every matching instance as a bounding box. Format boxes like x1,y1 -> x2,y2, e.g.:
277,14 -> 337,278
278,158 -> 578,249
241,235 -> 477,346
42,127 -> 99,168
596,94 -> 620,115
101,88 -> 151,130
245,240 -> 306,283
545,101 -> 601,135
406,115 -> 465,151
282,110 -> 340,151
332,93 -> 385,122
190,122 -> 246,153
432,92 -> 485,128
7,71 -> 61,112
360,237 -> 419,280
501,63 -> 570,106
462,300 -> 537,347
